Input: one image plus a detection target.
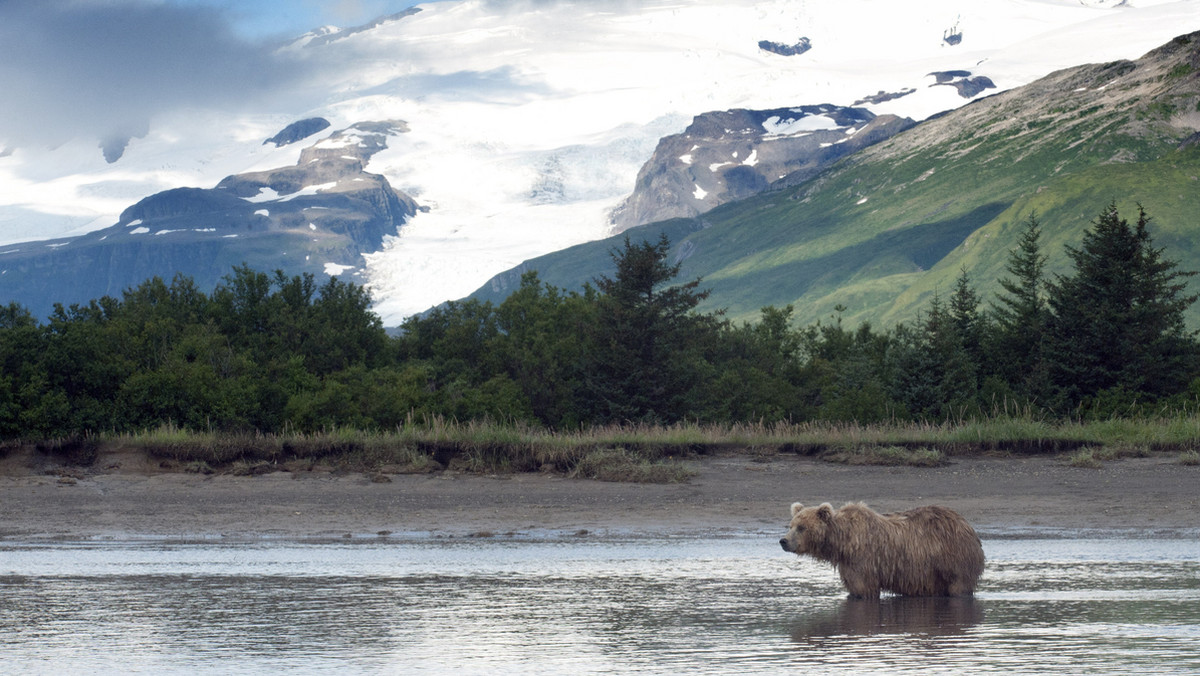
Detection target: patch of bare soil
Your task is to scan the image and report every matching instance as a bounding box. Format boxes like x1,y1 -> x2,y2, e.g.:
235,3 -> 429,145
0,446 -> 1196,541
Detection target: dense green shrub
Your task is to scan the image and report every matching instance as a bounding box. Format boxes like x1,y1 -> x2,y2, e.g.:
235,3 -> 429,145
1,203 -> 1198,439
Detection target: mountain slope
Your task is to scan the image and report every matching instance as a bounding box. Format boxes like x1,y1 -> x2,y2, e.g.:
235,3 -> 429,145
0,121 -> 418,317
471,31 -> 1200,328
3,0 -> 1197,323
608,105 -> 917,232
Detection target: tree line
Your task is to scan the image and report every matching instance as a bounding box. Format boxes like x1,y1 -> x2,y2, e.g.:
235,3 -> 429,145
1,203 -> 1197,438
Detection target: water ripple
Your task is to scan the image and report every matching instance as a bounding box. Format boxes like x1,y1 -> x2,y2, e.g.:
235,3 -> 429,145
0,537 -> 1197,674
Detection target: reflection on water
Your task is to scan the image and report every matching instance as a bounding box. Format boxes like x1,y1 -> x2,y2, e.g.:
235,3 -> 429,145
789,596 -> 985,641
1,536 -> 1198,674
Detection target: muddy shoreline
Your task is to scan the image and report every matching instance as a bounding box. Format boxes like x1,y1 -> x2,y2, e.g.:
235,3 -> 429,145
1,448 -> 1197,541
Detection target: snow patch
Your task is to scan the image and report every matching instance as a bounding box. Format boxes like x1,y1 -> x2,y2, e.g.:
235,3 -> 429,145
2,0 -> 1195,319
679,154 -> 693,165
693,184 -> 708,200
315,136 -> 364,150
325,262 -> 355,275
763,114 -> 841,136
129,227 -> 150,235
255,209 -> 270,217
247,188 -> 281,203
743,149 -> 758,167
279,182 -> 338,202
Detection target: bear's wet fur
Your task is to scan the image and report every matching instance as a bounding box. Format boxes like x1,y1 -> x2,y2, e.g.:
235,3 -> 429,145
780,502 -> 985,598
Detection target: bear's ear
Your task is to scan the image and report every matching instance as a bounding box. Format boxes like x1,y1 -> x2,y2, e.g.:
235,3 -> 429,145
816,503 -> 834,521
790,502 -> 804,517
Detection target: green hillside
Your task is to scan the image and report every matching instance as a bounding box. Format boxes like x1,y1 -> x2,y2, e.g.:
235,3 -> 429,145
472,32 -> 1200,328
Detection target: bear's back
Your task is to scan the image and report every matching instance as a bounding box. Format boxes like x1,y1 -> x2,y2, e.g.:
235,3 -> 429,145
878,505 -> 985,595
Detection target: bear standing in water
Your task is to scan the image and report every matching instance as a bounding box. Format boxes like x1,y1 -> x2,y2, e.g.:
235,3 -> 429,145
780,502 -> 985,598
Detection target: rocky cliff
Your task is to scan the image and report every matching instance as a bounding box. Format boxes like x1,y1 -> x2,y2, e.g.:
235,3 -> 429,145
608,105 -> 915,232
0,120 -> 419,317
474,31 -> 1200,328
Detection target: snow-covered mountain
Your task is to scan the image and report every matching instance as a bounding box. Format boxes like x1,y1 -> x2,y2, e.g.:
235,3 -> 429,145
608,104 -> 918,232
2,0 -> 1198,323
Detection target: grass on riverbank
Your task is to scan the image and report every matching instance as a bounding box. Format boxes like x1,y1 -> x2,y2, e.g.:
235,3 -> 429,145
7,414 -> 1200,482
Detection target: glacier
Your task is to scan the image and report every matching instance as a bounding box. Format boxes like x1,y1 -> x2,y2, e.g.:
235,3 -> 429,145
1,0 -> 1198,323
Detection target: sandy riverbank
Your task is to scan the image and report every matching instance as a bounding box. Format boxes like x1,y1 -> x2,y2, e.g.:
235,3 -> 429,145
1,447 -> 1197,541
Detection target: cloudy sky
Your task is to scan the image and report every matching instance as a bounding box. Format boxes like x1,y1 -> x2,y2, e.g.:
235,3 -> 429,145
0,0 -> 436,147
174,0 -> 432,39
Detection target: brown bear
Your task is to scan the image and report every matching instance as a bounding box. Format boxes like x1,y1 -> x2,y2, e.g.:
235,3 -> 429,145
780,501 -> 984,598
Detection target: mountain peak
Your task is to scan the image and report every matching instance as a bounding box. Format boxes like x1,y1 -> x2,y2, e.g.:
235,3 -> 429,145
2,0 -> 1198,323
469,29 -> 1200,330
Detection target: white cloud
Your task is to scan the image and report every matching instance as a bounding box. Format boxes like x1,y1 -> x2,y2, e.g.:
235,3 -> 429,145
0,1 -> 306,148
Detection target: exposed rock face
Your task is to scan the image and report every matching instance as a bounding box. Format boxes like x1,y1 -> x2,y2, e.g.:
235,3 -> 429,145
608,104 -> 915,232
264,117 -> 332,147
943,22 -> 962,46
475,31 -> 1200,329
759,38 -> 811,56
0,121 -> 419,318
929,71 -> 996,98
854,89 -> 917,106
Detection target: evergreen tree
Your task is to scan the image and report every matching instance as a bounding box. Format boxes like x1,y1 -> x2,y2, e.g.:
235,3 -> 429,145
800,311 -> 896,423
706,305 -> 809,423
949,266 -> 986,384
586,234 -> 719,423
1045,204 -> 1198,405
990,212 -> 1051,402
892,292 -> 977,420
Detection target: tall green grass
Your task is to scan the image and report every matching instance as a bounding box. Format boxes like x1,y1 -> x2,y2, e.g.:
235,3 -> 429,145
26,413 -> 1200,481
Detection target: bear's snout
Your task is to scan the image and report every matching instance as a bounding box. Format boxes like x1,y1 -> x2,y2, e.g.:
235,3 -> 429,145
779,538 -> 790,551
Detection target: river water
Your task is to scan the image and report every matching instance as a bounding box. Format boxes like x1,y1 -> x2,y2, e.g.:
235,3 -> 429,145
2,534 -> 1198,674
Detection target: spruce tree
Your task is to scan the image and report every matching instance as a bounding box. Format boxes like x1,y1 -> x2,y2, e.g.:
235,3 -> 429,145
1045,204 -> 1198,405
892,291 -> 977,420
949,266 -> 985,382
587,234 -> 717,423
990,212 -> 1051,402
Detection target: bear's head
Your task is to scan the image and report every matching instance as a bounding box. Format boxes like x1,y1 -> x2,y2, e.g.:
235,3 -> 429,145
779,501 -> 835,557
